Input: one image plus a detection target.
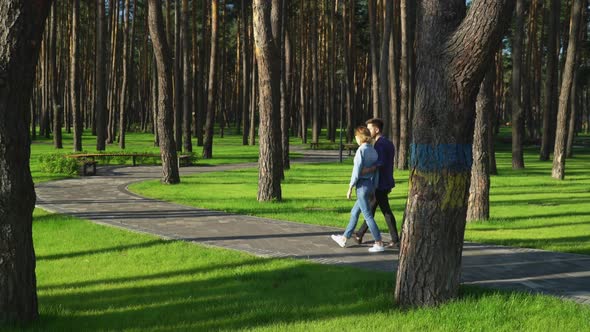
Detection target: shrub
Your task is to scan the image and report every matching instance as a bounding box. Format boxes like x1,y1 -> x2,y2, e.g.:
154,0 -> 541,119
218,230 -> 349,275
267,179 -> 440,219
39,154 -> 78,175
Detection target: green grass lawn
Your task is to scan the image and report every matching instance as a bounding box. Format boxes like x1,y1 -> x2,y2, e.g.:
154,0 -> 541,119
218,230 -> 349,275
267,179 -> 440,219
9,209 -> 588,331
130,141 -> 590,255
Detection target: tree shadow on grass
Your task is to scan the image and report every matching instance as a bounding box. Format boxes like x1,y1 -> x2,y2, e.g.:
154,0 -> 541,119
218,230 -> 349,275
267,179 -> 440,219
29,260 -> 396,331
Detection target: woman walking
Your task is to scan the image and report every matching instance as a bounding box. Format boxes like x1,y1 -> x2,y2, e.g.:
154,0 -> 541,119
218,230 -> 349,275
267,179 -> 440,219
331,126 -> 385,253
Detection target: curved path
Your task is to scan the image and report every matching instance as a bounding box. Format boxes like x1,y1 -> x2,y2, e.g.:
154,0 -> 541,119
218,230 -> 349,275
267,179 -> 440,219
35,148 -> 590,305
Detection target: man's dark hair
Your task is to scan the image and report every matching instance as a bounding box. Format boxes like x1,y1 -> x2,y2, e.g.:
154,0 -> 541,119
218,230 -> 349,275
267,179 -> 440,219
365,118 -> 384,132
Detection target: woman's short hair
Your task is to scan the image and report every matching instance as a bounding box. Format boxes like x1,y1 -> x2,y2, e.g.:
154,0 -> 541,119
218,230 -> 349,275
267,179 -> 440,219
355,126 -> 372,144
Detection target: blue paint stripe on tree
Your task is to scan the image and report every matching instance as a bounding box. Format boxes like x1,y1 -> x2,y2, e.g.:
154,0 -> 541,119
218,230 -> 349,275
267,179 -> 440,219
410,143 -> 473,172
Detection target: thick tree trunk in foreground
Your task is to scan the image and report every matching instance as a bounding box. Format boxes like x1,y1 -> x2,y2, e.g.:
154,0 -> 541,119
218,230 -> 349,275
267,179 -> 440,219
467,69 -> 494,222
395,0 -> 514,307
147,0 -> 180,184
553,0 -> 583,180
253,0 -> 282,201
0,0 -> 53,323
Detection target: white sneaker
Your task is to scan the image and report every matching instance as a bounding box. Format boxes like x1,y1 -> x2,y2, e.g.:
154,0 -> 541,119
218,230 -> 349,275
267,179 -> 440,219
368,244 -> 385,253
331,234 -> 347,248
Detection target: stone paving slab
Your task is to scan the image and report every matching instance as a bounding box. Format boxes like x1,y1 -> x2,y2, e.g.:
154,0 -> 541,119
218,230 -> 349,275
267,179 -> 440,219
35,149 -> 590,305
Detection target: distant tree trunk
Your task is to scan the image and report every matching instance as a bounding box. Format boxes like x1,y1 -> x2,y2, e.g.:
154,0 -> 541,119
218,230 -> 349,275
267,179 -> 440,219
398,0 -> 410,170
553,0 -> 583,179
380,0 -> 393,129
71,0 -> 82,152
118,0 -> 130,149
390,0 -> 401,162
241,0 -> 251,145
566,65 -> 578,158
467,69 -> 494,222
202,0 -> 218,159
174,0 -> 182,151
96,0 -> 107,151
249,55 -> 257,145
151,53 -> 159,146
368,0 -> 380,118
311,3 -> 320,144
49,4 -> 62,149
147,0 -> 180,184
395,0 -> 514,307
0,0 -> 52,323
253,0 -> 282,201
196,0 -> 208,146
182,0 -> 192,152
511,0 -> 525,169
271,0 -> 284,176
280,0 -> 290,170
342,0 -> 355,142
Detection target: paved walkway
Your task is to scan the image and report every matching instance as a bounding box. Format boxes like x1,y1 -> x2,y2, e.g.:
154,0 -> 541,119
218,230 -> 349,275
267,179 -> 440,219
35,149 -> 590,305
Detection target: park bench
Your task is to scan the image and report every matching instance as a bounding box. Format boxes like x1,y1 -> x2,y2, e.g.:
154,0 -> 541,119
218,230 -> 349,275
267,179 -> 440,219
66,152 -> 193,175
342,143 -> 358,156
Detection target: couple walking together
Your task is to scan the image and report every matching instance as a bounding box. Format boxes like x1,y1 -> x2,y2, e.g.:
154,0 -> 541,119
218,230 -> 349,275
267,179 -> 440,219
331,118 -> 400,253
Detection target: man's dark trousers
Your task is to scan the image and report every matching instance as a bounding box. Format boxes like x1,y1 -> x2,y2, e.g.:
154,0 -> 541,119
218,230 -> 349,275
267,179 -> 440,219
356,189 -> 399,243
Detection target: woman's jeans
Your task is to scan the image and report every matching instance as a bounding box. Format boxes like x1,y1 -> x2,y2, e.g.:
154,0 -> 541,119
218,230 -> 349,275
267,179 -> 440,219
344,180 -> 382,242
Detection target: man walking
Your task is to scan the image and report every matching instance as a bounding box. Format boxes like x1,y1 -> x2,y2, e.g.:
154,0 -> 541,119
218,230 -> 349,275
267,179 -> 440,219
353,118 -> 400,248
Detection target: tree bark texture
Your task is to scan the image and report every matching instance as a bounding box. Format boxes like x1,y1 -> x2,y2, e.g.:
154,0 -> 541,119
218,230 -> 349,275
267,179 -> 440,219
395,0 -> 514,307
253,0 -> 282,201
147,0 -> 180,184
0,0 -> 53,323
553,0 -> 583,180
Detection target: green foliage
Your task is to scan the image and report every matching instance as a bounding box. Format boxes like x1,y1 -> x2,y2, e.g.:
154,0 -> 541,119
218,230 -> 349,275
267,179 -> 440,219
38,153 -> 78,175
15,209 -> 589,331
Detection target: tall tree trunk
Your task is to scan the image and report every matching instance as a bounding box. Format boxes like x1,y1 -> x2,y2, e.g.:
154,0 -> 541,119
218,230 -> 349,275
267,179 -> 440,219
368,0 -> 380,118
71,0 -> 82,152
280,0 -> 290,170
241,0 -> 251,145
342,0 -> 355,142
50,4 -> 62,149
0,0 -> 52,323
182,0 -> 192,152
196,0 -> 208,146
118,0 -> 130,149
96,0 -> 106,151
311,2 -> 319,144
253,0 -> 282,201
398,0 -> 410,170
249,55 -> 257,145
511,0 -> 525,169
467,68 -> 494,222
566,64 -> 578,158
147,0 -> 180,184
395,0 -> 514,307
390,0 -> 401,163
174,0 -> 182,151
553,0 -> 583,179
379,0 -> 393,129
152,53 -> 160,146
202,0 -> 218,159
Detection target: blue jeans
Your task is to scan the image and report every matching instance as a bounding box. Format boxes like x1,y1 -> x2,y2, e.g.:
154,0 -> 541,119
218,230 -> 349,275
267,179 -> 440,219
344,180 -> 382,242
